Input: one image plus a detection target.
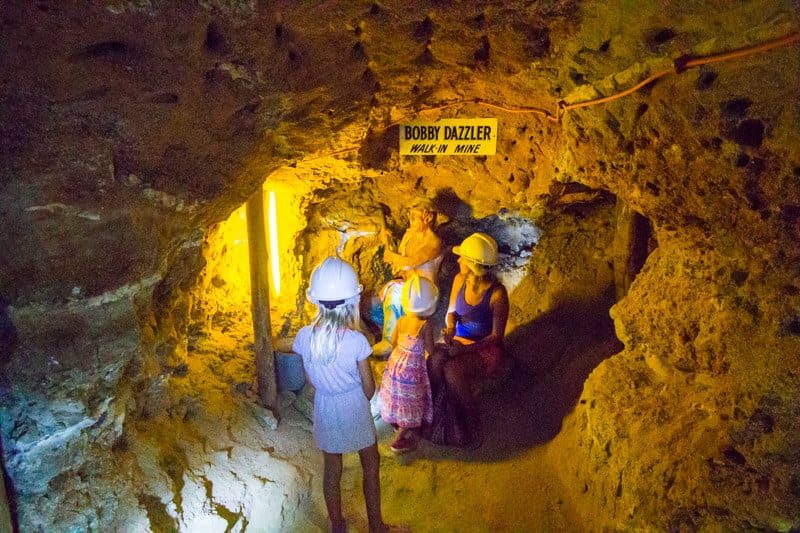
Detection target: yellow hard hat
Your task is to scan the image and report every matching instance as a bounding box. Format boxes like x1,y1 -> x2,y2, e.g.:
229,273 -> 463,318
453,232 -> 498,266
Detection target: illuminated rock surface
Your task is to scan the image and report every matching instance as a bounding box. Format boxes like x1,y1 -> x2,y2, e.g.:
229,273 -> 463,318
1,1 -> 799,531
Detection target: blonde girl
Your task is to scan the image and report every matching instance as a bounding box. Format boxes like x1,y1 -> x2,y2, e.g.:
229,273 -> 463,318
292,256 -> 393,533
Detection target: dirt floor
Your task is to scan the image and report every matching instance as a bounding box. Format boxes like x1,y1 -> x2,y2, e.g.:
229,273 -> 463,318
357,334 -> 622,532
154,298 -> 621,532
357,366 -> 581,532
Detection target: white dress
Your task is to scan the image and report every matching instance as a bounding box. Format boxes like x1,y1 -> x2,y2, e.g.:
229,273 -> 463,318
293,326 -> 376,453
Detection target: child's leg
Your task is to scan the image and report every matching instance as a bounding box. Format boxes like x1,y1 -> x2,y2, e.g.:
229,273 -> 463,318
358,443 -> 387,532
323,452 -> 346,533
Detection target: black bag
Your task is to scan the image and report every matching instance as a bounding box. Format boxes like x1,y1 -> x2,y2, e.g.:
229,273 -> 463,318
424,380 -> 470,446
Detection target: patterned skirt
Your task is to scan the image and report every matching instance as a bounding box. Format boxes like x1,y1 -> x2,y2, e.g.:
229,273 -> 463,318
379,344 -> 433,428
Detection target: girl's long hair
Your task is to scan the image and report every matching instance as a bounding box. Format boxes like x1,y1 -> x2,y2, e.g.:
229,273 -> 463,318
308,296 -> 361,365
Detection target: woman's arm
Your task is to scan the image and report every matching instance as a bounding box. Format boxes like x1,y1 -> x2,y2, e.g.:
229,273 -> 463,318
357,358 -> 376,400
487,283 -> 509,346
442,273 -> 464,344
422,320 -> 436,357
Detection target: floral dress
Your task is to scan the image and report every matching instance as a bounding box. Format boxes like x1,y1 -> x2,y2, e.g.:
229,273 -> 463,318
379,331 -> 433,429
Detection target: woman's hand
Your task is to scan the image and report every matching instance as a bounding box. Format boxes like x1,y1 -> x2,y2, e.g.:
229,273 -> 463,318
441,340 -> 462,359
441,326 -> 455,345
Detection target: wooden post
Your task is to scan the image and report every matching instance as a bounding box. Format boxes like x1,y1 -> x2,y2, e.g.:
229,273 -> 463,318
246,188 -> 278,411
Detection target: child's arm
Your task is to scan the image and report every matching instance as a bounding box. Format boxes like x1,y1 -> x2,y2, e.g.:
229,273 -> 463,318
391,316 -> 402,347
357,357 -> 376,400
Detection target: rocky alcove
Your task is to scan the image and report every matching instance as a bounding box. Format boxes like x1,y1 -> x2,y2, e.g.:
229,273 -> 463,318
1,2 -> 799,532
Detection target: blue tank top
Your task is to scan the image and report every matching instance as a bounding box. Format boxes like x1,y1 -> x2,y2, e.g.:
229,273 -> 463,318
454,281 -> 496,340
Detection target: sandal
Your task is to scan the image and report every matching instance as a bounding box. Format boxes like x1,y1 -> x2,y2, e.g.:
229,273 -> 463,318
390,431 -> 418,453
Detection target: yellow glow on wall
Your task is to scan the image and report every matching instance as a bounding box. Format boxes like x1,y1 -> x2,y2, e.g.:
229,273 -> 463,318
204,204 -> 252,324
268,190 -> 281,296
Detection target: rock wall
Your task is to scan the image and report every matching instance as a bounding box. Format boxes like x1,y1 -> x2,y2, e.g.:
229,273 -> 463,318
542,4 -> 800,528
553,235 -> 800,530
0,2 -> 374,529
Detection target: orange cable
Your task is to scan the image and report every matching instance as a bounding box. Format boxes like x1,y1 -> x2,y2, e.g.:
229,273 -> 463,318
561,68 -> 673,112
559,31 -> 800,117
684,31 -> 800,68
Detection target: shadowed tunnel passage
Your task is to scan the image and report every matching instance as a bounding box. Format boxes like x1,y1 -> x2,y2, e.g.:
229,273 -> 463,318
417,289 -> 624,464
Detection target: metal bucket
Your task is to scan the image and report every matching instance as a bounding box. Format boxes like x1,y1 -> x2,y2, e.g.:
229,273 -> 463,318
275,351 -> 305,392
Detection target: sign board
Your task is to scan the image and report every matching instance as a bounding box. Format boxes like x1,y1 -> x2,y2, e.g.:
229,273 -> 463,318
399,118 -> 497,156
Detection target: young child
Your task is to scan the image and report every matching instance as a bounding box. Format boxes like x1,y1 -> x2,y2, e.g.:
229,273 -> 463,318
292,256 -> 391,533
379,274 -> 437,453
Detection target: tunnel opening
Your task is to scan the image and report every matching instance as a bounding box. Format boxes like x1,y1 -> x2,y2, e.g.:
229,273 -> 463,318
166,201 -> 263,410
457,192 -> 650,460
173,176 -> 636,453
191,204 -> 253,345
183,174 -> 645,432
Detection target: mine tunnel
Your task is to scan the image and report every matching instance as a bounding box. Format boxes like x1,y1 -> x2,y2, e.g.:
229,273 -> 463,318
1,2 -> 800,532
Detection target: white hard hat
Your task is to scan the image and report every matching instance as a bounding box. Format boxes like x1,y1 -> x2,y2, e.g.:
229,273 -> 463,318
401,275 -> 439,317
307,256 -> 363,308
453,232 -> 498,266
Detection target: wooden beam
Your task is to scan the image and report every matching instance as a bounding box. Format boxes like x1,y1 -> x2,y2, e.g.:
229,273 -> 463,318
246,188 -> 278,412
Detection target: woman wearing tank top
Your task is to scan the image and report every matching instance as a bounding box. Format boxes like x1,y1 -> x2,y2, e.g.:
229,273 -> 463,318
427,233 -> 509,448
